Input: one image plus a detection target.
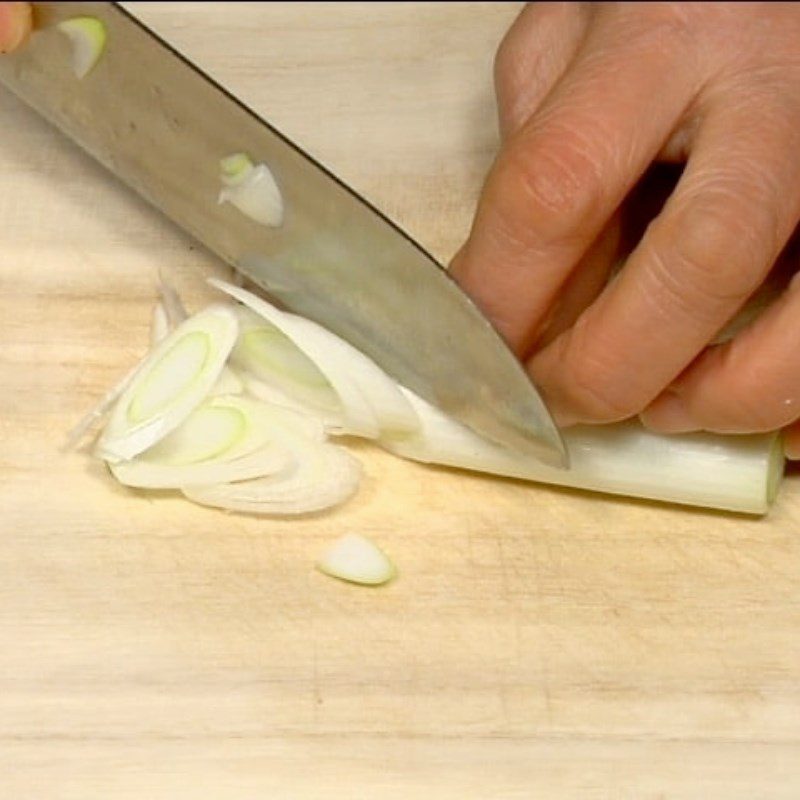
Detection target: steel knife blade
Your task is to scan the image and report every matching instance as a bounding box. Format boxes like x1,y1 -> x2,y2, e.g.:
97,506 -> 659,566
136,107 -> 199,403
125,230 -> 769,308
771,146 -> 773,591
0,1 -> 568,467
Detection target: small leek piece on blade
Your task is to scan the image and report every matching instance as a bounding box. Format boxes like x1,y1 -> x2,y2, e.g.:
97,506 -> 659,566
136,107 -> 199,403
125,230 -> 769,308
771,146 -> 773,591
218,154 -> 284,227
317,534 -> 396,586
56,16 -> 107,79
383,389 -> 783,515
210,279 -> 419,438
96,305 -> 239,462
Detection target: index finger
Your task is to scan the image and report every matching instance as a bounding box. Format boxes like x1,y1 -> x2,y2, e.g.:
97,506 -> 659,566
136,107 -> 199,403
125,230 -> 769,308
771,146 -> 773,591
450,13 -> 697,355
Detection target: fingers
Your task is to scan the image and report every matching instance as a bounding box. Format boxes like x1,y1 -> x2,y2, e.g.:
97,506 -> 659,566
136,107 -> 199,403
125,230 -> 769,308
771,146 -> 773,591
0,2 -> 31,54
640,273 -> 800,436
494,2 -> 589,139
531,213 -> 621,351
530,92 -> 800,426
451,16 -> 697,354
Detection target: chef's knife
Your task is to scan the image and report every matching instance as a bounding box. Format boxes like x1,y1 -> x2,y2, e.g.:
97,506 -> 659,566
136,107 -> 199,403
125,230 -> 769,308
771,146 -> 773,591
0,2 -> 568,467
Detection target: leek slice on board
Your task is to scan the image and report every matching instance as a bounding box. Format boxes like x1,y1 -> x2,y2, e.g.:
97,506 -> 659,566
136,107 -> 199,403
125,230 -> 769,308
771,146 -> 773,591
317,534 -> 396,586
108,396 -> 325,489
210,279 -> 419,437
96,305 -> 239,462
182,439 -> 362,516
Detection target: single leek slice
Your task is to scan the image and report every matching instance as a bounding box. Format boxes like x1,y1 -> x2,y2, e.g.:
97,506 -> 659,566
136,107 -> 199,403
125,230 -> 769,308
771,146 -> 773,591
182,439 -> 362,516
210,279 -> 419,437
57,16 -> 107,79
96,305 -> 238,462
317,534 -> 396,586
218,162 -> 283,227
231,306 -> 340,416
383,389 -> 783,515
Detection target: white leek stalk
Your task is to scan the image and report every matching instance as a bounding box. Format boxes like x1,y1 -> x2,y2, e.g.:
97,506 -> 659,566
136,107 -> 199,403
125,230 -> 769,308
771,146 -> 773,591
383,389 -> 783,515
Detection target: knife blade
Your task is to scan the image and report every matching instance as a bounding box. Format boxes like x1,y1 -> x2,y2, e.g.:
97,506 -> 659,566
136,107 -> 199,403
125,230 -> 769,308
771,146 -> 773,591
0,1 -> 568,467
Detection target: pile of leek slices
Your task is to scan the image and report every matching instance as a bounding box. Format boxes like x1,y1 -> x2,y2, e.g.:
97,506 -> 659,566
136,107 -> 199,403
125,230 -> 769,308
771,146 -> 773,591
69,278 -> 783,519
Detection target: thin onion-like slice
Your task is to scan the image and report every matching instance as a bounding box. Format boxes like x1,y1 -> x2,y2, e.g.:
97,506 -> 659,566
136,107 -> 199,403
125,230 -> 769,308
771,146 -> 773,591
210,279 -> 418,437
241,373 -> 341,431
108,396 -> 322,488
317,534 -> 396,586
383,389 -> 782,515
150,285 -> 241,396
182,439 -> 361,516
96,305 -> 239,462
218,162 -> 284,227
57,16 -> 107,79
231,305 -> 341,416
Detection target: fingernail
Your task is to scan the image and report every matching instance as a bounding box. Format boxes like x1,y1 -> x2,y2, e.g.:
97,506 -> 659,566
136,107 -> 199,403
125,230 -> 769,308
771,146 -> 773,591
640,392 -> 697,434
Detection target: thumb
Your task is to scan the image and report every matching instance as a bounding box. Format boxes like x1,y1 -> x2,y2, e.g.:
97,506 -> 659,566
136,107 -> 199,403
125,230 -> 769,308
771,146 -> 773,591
0,2 -> 31,54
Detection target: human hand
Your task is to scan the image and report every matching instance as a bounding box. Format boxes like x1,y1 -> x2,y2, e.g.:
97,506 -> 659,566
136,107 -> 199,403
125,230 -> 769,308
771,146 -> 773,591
0,2 -> 31,53
451,2 -> 800,457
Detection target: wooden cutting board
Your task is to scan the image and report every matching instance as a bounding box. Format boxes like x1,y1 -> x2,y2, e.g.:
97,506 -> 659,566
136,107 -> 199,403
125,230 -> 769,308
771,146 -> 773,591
1,4 -> 799,796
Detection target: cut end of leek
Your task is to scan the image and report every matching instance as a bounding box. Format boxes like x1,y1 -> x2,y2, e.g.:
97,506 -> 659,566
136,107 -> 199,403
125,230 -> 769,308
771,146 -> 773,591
57,16 -> 107,79
317,534 -> 396,586
219,153 -> 254,186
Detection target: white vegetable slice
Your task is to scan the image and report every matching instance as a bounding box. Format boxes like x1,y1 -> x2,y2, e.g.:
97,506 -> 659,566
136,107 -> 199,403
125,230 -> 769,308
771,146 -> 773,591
182,439 -> 362,516
57,16 -> 107,79
317,534 -> 396,586
96,305 -> 239,462
240,372 -> 340,430
383,389 -> 783,515
210,279 -> 418,437
108,396 -> 319,488
231,305 -> 341,415
218,162 -> 284,227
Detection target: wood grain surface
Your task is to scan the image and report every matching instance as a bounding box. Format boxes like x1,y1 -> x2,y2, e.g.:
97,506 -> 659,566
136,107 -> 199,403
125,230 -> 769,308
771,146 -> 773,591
1,3 -> 799,797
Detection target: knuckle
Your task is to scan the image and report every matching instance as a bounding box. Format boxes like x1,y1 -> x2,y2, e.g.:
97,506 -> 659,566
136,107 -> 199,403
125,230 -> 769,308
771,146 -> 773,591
562,336 -> 644,423
500,129 -> 604,242
645,199 -> 770,320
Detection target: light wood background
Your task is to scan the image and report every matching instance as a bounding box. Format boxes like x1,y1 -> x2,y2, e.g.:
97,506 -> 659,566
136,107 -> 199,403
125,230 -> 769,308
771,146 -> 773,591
1,4 -> 799,797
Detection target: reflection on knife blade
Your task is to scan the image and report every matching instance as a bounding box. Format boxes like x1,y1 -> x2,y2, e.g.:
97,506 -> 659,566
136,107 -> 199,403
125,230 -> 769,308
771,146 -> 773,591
0,1 -> 568,467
